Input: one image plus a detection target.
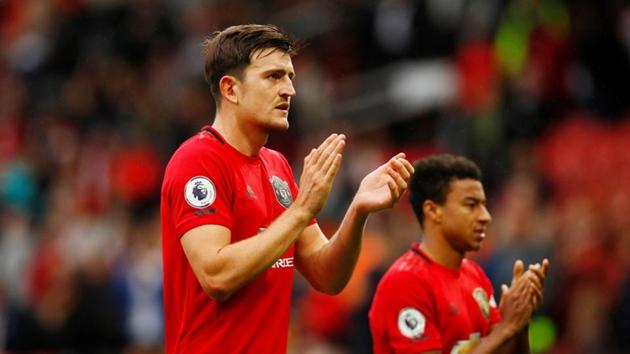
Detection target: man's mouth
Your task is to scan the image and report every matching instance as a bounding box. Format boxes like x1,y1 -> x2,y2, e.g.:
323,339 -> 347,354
275,102 -> 289,111
473,229 -> 486,239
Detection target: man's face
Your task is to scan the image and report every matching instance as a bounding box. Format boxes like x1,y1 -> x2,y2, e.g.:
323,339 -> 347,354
236,48 -> 296,132
438,179 -> 492,253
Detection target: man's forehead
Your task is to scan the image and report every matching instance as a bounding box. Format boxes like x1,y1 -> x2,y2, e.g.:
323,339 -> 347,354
448,179 -> 485,198
249,48 -> 294,69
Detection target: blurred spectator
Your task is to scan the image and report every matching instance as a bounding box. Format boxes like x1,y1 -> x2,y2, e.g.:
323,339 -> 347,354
113,211 -> 163,352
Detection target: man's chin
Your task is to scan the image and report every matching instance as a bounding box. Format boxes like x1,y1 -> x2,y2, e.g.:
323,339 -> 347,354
469,242 -> 482,252
266,120 -> 290,132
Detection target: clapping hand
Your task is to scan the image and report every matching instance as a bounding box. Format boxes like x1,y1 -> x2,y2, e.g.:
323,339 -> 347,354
352,153 -> 415,214
499,259 -> 550,335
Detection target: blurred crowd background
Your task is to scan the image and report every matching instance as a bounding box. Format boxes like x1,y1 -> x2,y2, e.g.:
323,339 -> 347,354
0,0 -> 629,353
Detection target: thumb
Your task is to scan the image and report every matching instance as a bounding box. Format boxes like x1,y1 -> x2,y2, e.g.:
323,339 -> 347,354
501,284 -> 509,297
499,284 -> 509,307
513,260 -> 525,279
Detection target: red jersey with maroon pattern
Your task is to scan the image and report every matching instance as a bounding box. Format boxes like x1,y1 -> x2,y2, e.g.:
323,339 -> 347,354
161,126 -> 300,354
369,243 -> 500,354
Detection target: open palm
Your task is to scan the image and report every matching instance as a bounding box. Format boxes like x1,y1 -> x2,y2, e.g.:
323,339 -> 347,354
353,153 -> 414,214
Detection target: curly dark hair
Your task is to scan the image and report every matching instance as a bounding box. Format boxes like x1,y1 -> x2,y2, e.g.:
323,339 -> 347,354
409,154 -> 482,227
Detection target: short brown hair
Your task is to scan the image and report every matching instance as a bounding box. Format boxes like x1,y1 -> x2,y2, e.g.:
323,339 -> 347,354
202,24 -> 299,105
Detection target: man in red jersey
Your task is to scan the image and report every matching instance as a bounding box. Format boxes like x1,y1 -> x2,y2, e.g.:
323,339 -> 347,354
160,24 -> 415,354
369,154 -> 549,354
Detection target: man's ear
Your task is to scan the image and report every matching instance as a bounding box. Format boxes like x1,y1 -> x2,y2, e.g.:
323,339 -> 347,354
219,75 -> 239,104
423,200 -> 442,225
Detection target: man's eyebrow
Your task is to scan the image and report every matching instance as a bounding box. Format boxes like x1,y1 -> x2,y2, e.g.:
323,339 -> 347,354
262,68 -> 295,79
463,196 -> 486,203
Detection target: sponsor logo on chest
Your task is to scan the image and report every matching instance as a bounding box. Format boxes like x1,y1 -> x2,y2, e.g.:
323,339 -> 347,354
271,257 -> 294,269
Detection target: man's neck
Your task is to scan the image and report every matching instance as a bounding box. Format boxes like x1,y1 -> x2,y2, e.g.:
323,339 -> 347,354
420,229 -> 465,270
212,112 -> 268,157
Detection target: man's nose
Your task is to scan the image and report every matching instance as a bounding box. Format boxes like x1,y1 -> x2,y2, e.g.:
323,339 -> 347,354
479,205 -> 492,224
280,78 -> 296,97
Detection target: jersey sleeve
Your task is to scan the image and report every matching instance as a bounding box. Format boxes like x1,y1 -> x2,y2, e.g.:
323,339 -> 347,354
370,270 -> 443,353
164,145 -> 234,238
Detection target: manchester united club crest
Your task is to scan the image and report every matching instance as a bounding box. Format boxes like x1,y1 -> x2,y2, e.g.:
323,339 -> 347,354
270,175 -> 292,208
472,287 -> 490,319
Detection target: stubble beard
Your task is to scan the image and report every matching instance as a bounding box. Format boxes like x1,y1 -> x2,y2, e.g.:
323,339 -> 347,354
265,116 -> 290,132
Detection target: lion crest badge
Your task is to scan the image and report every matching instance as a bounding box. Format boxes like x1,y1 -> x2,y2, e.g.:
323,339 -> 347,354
270,176 -> 292,208
184,176 -> 216,209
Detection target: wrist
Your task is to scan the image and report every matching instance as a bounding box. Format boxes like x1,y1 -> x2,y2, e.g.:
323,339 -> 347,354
348,198 -> 370,220
493,322 -> 518,342
288,203 -> 316,223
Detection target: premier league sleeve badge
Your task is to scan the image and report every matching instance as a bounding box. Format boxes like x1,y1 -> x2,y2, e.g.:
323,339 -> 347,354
184,176 -> 216,208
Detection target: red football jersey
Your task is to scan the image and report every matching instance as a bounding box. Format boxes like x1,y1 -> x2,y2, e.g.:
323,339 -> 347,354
161,126 -> 301,354
369,243 -> 500,354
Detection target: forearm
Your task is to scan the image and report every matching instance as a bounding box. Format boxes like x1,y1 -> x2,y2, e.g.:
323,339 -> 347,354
495,326 -> 529,354
306,202 -> 368,294
205,205 -> 312,299
295,151 -> 413,294
467,323 -> 516,354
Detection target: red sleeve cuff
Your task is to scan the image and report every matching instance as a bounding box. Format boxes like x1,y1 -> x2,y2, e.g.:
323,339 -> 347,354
175,215 -> 232,238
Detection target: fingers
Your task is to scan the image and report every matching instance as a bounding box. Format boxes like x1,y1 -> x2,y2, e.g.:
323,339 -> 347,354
527,264 -> 545,287
396,158 -> 415,177
388,154 -> 414,179
526,267 -> 543,287
311,133 -> 343,164
501,284 -> 509,297
296,134 -> 346,216
308,134 -> 345,188
320,136 -> 345,171
318,133 -> 340,152
525,270 -> 543,293
529,259 -> 549,310
390,152 -> 406,161
318,134 -> 345,166
325,152 -> 343,184
306,134 -> 345,182
523,278 -> 543,310
388,166 -> 407,192
530,284 -> 543,308
512,260 -> 525,283
542,258 -> 550,276
304,148 -> 316,165
525,260 -> 549,292
387,177 -> 400,201
384,153 -> 414,200
400,158 -> 415,176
